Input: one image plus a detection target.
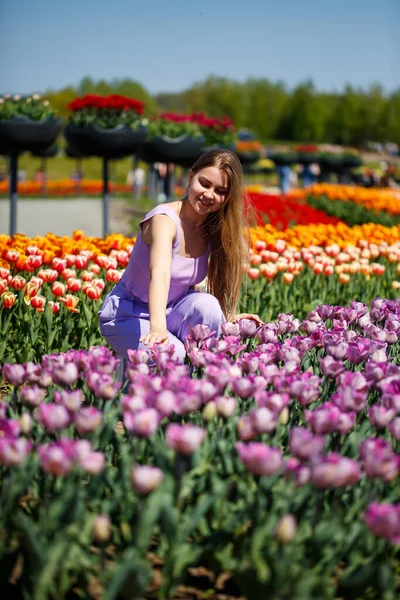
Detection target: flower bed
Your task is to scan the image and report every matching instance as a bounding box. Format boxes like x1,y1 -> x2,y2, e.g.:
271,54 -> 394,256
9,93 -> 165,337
1,299 -> 400,598
1,224 -> 400,362
306,184 -> 400,227
0,179 -> 135,197
248,191 -> 341,229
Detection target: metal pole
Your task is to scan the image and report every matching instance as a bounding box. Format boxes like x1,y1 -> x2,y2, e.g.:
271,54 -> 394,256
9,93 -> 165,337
102,157 -> 110,238
9,152 -> 18,237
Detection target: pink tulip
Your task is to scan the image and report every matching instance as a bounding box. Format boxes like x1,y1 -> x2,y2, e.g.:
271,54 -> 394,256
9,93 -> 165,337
216,396 -> 236,418
0,418 -> 20,438
310,453 -> 361,489
289,427 -> 325,462
368,405 -> 395,430
54,389 -> 84,412
360,438 -> 400,482
2,363 -> 26,387
165,423 -> 206,455
305,403 -> 341,434
364,502 -> 400,543
38,442 -> 75,476
132,465 -> 164,494
19,384 -> 47,407
123,408 -> 160,438
37,403 -> 71,432
74,407 -> 103,434
250,407 -> 277,434
79,451 -> 105,475
388,417 -> 400,440
236,442 -> 283,476
52,362 -> 79,387
0,437 -> 32,466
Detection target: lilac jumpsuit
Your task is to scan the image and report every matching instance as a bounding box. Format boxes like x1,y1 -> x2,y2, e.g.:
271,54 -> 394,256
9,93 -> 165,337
98,205 -> 226,362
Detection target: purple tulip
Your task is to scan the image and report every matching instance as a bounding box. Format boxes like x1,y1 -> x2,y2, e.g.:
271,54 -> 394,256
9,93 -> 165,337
305,403 -> 341,434
326,342 -> 349,360
290,381 -> 320,407
249,407 -> 277,434
221,322 -> 241,337
0,418 -> 20,437
364,361 -> 387,384
121,393 -> 146,414
289,427 -> 325,462
215,395 -> 236,418
256,391 -> 290,413
316,304 -> 334,320
154,390 -> 176,417
0,437 -> 32,466
301,320 -> 319,335
86,372 -> 120,400
132,465 -> 164,494
2,363 -> 26,387
24,362 -> 44,384
123,408 -> 160,438
364,502 -> 400,543
52,362 -> 79,387
204,365 -> 231,392
79,451 -> 105,475
310,453 -> 361,489
319,355 -> 345,378
368,405 -> 395,430
235,442 -> 283,476
237,415 -> 256,441
38,442 -> 75,476
360,438 -> 400,482
257,325 -> 278,344
346,340 -> 372,364
284,458 -> 311,487
237,355 -> 259,375
388,417 -> 400,440
19,384 -> 47,407
54,389 -> 84,412
37,403 -> 71,432
188,324 -> 215,342
165,423 -> 206,455
238,318 -> 259,339
74,407 -> 103,434
337,411 -> 356,434
231,377 -> 259,399
331,388 -> 367,413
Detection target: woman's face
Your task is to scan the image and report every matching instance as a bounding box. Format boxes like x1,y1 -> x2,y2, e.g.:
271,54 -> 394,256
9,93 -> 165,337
187,166 -> 229,216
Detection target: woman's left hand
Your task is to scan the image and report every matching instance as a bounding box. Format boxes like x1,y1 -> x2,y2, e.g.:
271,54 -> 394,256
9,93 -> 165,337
233,313 -> 263,325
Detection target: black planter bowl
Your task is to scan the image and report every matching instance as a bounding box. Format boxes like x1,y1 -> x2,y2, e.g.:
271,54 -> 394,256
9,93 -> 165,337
235,151 -> 260,165
0,116 -> 62,155
64,123 -> 147,159
269,153 -> 298,166
297,153 -> 320,166
319,156 -> 344,173
149,135 -> 204,163
342,155 -> 362,169
65,144 -> 90,159
31,143 -> 59,158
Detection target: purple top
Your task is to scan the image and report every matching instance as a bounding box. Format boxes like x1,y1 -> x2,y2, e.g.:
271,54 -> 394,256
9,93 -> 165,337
120,205 -> 210,304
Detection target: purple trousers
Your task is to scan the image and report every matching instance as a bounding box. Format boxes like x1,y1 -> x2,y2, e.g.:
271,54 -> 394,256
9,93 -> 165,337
98,281 -> 226,362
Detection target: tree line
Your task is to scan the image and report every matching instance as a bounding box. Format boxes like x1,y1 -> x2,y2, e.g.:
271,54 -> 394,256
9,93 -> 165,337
42,76 -> 400,146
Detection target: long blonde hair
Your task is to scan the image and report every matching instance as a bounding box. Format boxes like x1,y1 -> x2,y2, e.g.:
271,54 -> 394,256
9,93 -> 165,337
188,149 -> 254,320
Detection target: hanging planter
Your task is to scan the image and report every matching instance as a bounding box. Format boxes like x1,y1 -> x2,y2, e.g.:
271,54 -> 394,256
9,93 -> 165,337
64,123 -> 146,159
0,116 -> 62,155
64,94 -> 147,159
149,134 -> 204,163
269,151 -> 298,167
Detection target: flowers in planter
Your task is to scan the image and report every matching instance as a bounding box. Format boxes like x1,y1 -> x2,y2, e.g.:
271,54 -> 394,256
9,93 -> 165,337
146,112 -> 203,140
0,94 -> 56,121
67,94 -> 145,129
191,112 -> 236,147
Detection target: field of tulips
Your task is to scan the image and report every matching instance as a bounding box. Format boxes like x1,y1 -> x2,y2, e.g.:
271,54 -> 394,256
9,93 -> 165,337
306,184 -> 400,228
2,219 -> 400,363
2,203 -> 400,598
1,300 -> 400,598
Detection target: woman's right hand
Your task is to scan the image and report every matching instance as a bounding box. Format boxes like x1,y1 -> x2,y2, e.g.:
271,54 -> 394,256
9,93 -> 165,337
140,327 -> 169,348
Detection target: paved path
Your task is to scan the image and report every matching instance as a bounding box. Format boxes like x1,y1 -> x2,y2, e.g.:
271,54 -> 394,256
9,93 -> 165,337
0,197 -> 138,238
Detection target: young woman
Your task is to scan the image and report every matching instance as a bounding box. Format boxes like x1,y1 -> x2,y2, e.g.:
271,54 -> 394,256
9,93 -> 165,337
98,149 -> 261,362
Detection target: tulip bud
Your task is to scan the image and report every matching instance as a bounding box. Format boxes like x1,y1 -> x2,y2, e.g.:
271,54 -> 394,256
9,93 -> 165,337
275,514 -> 297,544
202,401 -> 217,422
19,413 -> 32,435
92,515 -> 111,544
279,407 -> 289,425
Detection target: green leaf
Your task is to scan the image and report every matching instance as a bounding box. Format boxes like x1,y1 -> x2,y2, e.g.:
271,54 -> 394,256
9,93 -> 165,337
104,549 -> 151,600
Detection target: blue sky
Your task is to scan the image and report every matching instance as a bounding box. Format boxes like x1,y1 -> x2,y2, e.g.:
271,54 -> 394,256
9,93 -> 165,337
0,0 -> 398,96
